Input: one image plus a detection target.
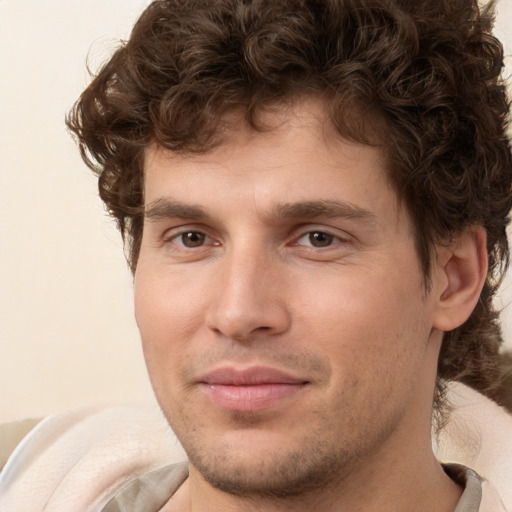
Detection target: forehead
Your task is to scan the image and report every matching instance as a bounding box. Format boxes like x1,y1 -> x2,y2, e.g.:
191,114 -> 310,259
142,98 -> 401,223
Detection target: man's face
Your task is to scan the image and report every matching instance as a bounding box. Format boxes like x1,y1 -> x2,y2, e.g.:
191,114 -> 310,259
135,100 -> 443,497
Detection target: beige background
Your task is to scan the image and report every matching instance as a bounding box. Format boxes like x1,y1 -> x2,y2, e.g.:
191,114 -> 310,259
1,0 -> 512,423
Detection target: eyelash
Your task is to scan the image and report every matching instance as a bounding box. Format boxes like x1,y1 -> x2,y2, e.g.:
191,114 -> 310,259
163,227 -> 347,251
294,231 -> 345,249
164,230 -> 217,249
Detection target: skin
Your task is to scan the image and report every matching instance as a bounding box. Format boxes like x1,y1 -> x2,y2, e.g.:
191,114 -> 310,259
134,99 -> 484,511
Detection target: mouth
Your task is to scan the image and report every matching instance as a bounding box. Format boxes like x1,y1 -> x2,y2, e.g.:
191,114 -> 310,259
197,366 -> 310,412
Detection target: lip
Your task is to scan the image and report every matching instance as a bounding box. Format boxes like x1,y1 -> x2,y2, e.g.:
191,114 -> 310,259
198,366 -> 309,412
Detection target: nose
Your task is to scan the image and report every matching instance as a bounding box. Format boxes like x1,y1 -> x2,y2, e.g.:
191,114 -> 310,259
205,245 -> 291,342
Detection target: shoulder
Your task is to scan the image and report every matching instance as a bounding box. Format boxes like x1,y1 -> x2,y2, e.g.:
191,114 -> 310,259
436,383 -> 512,511
443,464 -> 508,512
101,462 -> 188,512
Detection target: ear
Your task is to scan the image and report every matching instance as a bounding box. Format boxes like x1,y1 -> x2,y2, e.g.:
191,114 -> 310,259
432,227 -> 487,332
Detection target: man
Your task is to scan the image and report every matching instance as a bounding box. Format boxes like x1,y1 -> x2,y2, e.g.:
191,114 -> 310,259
65,0 -> 512,510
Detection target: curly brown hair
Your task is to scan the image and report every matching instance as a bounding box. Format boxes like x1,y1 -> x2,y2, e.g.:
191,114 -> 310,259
67,0 -> 512,414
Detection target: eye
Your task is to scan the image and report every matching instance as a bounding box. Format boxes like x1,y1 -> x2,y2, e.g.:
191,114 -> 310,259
173,231 -> 209,248
296,231 -> 338,248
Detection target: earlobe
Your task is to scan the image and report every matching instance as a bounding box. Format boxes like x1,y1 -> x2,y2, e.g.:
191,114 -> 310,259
432,227 -> 487,332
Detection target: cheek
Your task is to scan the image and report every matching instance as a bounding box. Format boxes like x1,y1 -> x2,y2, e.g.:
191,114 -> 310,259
134,264 -> 208,386
135,263 -> 206,337
299,267 -> 430,385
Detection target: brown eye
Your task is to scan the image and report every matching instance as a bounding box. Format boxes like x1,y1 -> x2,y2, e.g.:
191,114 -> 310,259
180,231 -> 206,247
307,232 -> 335,247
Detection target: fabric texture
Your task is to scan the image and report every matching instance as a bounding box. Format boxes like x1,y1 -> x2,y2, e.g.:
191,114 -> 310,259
0,405 -> 187,512
435,382 -> 512,508
101,463 -> 188,512
445,464 -> 507,512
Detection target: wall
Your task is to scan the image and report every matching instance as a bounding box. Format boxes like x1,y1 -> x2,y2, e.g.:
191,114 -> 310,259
0,0 -> 154,422
1,0 -> 512,422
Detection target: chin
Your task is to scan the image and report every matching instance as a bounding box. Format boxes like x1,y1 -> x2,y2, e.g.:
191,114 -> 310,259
193,450 -> 344,498
183,426 -> 354,499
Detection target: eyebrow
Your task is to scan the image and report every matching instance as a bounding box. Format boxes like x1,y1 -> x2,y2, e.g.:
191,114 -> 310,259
144,199 -> 207,221
273,200 -> 377,225
144,198 -> 377,226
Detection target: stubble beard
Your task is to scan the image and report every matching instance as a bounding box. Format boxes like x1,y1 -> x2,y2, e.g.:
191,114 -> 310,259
172,406 -> 400,502
157,350 -> 409,502
185,422 -> 351,499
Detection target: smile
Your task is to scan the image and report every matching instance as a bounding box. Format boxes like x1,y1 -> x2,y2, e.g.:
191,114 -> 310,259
198,366 -> 309,412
